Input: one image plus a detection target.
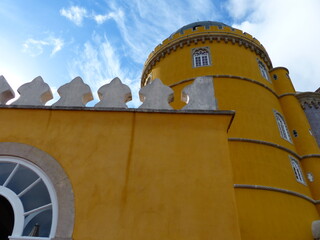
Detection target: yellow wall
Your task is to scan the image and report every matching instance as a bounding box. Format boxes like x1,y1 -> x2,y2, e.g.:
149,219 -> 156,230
236,189 -> 318,240
0,107 -> 241,240
142,24 -> 320,240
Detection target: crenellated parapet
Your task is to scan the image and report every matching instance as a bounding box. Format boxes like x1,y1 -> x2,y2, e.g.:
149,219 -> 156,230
0,75 -> 216,111
141,24 -> 272,86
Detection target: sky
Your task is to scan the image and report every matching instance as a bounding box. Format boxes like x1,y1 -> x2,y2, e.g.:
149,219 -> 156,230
0,0 -> 319,107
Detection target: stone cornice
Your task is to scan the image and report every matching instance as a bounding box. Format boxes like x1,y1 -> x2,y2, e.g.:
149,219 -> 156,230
234,184 -> 317,204
169,74 -> 277,97
296,92 -> 320,109
229,137 -> 320,160
228,137 -> 299,158
141,30 -> 273,86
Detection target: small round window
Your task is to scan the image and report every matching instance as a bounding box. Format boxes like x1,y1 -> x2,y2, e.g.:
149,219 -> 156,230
0,156 -> 57,239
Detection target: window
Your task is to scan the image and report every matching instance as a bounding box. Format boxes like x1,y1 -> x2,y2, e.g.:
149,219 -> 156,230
289,156 -> 305,184
274,110 -> 292,142
145,73 -> 152,85
257,60 -> 270,81
192,47 -> 211,67
0,142 -> 74,240
0,156 -> 57,239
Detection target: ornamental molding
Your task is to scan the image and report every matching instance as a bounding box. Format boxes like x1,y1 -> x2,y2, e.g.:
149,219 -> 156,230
234,184 -> 316,204
229,138 -> 320,160
169,75 -> 277,98
228,137 -> 299,158
141,32 -> 273,86
296,92 -> 320,109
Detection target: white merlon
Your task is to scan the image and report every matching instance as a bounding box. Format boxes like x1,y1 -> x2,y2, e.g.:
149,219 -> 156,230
0,75 -> 15,104
312,220 -> 320,239
139,78 -> 174,110
1,75 -> 220,110
95,77 -> 132,108
182,76 -> 217,110
53,77 -> 93,107
12,76 -> 52,106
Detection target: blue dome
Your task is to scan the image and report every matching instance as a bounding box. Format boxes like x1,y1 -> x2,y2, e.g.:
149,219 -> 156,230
170,21 -> 229,37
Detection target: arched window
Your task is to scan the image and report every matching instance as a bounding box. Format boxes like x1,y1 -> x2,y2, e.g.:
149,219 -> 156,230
257,60 -> 270,81
0,157 -> 57,239
274,110 -> 292,142
0,142 -> 74,240
192,47 -> 211,67
289,156 -> 305,184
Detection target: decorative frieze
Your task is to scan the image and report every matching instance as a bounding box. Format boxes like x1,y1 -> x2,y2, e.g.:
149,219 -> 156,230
141,32 -> 273,86
0,75 -> 222,111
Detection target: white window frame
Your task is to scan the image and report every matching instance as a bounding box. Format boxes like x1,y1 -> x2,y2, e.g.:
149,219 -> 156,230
192,47 -> 211,68
289,156 -> 306,185
257,59 -> 270,82
273,110 -> 292,143
0,156 -> 58,240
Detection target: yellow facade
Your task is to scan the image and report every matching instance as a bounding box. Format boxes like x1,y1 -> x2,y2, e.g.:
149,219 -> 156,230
141,21 -> 320,239
1,21 -> 320,240
0,108 -> 241,240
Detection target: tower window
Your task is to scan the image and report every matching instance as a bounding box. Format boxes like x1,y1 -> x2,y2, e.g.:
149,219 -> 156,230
257,60 -> 270,81
192,47 -> 211,68
274,110 -> 292,142
289,156 -> 305,184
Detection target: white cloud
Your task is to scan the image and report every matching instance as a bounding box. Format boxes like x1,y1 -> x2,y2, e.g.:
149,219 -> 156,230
93,14 -> 111,24
226,0 -> 320,92
60,6 -> 87,26
22,39 -> 49,57
103,0 -> 221,64
69,34 -> 141,107
51,38 -> 64,56
23,37 -> 64,57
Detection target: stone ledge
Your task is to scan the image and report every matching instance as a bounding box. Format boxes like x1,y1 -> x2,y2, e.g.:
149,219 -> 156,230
0,104 -> 235,115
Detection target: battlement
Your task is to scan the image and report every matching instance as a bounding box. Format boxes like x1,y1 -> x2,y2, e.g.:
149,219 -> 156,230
0,75 -> 217,111
141,24 -> 272,85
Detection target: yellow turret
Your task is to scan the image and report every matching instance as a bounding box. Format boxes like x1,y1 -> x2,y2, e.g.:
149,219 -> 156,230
141,21 -> 320,240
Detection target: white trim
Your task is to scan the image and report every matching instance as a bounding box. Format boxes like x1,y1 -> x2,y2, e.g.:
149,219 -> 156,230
192,47 -> 211,68
289,156 -> 306,185
257,59 -> 270,82
0,186 -> 24,237
3,164 -> 19,187
18,178 -> 41,197
10,237 -> 51,240
24,203 -> 52,216
0,156 -> 58,238
273,110 -> 292,143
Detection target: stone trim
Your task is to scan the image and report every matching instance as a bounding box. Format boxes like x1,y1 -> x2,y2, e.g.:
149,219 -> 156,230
301,154 -> 320,159
228,138 -> 299,158
169,75 -> 278,98
229,138 -> 320,161
0,104 -> 235,115
278,93 -> 297,98
0,142 -> 74,240
234,184 -> 316,203
296,92 -> 320,109
141,31 -> 273,85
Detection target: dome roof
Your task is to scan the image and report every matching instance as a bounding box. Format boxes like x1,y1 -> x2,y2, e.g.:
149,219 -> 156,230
170,21 -> 229,37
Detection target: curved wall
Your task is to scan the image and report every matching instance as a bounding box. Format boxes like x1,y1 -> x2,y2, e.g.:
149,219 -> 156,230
142,23 -> 320,240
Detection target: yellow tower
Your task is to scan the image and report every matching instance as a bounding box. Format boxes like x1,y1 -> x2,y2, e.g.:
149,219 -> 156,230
142,21 -> 320,240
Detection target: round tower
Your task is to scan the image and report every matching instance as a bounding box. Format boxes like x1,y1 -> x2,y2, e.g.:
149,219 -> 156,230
141,21 -> 320,240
